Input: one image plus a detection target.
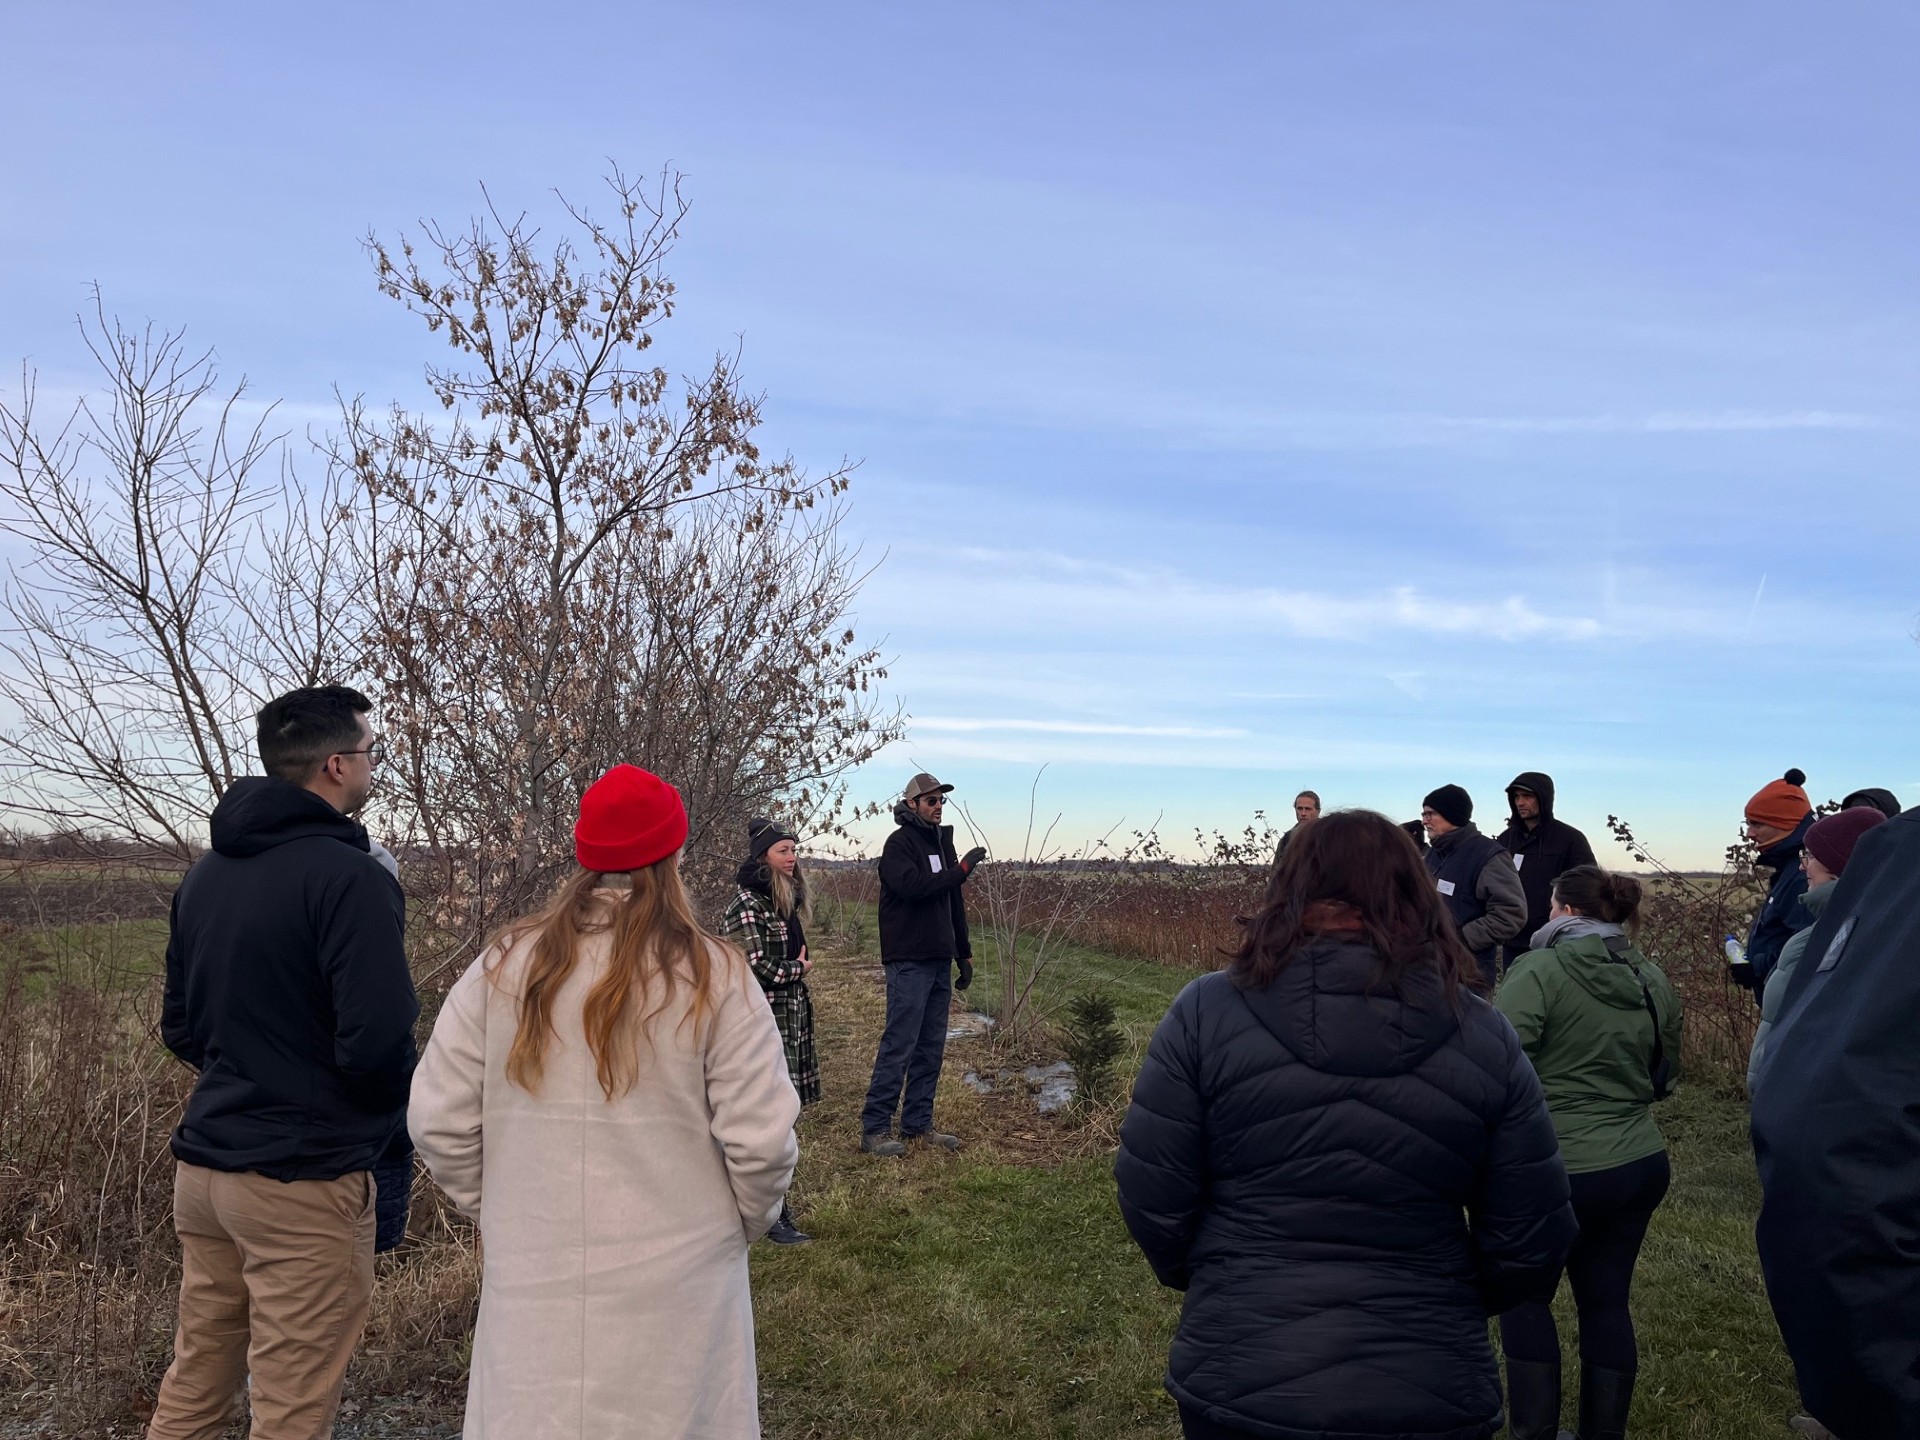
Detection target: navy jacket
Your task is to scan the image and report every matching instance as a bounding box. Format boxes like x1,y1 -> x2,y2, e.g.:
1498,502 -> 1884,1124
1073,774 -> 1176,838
1752,809 -> 1920,1440
163,777 -> 418,1181
1116,942 -> 1575,1440
1745,814 -> 1814,995
876,802 -> 972,963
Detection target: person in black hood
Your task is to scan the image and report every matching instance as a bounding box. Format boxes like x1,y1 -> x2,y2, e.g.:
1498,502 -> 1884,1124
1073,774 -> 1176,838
859,772 -> 985,1156
1840,786 -> 1902,819
149,685 -> 417,1440
1496,772 -> 1597,972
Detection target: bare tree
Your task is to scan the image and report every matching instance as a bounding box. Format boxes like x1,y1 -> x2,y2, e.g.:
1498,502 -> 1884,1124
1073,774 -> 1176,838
333,168 -> 898,964
954,769 -> 1155,1044
0,293 -> 355,856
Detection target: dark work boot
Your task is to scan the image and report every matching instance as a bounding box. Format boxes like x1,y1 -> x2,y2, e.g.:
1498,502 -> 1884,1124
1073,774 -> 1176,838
1575,1365 -> 1634,1440
860,1130 -> 906,1157
1503,1358 -> 1563,1440
765,1199 -> 811,1246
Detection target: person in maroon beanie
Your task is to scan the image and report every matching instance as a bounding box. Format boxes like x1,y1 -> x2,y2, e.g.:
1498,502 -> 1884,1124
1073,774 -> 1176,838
1747,804 -> 1885,1095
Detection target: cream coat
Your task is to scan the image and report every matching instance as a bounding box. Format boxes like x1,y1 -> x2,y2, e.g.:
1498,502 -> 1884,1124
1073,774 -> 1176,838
409,912 -> 800,1439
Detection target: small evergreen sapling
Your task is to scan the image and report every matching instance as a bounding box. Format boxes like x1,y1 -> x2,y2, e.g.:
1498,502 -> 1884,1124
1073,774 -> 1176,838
1059,992 -> 1126,1111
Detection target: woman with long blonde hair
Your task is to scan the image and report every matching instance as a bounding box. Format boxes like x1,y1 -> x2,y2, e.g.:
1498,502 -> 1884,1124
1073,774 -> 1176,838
719,817 -> 819,1245
410,765 -> 799,1439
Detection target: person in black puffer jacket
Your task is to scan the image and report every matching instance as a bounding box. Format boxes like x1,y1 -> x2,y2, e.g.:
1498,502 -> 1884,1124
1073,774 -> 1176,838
1116,809 -> 1576,1440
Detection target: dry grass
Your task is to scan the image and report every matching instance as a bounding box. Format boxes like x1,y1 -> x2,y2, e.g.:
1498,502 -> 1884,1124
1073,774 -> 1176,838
2,864 -> 1795,1438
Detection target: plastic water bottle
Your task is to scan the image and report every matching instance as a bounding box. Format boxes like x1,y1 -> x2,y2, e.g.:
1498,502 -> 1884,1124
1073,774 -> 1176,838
1724,936 -> 1746,965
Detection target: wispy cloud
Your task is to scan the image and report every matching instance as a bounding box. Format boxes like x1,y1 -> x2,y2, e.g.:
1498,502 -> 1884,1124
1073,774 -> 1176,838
1430,410 -> 1878,435
911,716 -> 1245,738
943,547 -> 1611,643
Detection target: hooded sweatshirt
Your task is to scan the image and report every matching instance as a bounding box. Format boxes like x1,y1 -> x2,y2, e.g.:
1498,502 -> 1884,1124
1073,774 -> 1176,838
1495,772 -> 1597,963
162,776 -> 417,1181
1497,919 -> 1682,1174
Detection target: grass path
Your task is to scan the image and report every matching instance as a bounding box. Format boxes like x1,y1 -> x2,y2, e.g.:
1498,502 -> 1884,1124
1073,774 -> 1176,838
754,917 -> 1800,1439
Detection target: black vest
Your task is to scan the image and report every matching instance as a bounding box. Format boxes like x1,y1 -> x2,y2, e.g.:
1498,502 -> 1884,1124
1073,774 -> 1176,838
1426,830 -> 1507,967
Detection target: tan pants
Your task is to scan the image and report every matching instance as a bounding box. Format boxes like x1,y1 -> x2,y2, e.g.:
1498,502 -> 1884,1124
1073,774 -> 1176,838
146,1162 -> 376,1440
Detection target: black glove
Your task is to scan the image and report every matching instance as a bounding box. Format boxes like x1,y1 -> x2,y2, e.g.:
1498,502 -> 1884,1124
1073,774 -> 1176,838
960,846 -> 987,874
1727,960 -> 1755,990
955,957 -> 973,991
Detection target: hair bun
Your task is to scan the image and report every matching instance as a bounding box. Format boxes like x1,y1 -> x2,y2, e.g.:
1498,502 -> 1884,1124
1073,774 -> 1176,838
1784,768 -> 1807,786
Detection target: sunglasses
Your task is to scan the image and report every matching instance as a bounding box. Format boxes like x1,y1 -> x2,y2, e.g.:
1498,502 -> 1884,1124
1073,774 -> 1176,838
916,794 -> 947,805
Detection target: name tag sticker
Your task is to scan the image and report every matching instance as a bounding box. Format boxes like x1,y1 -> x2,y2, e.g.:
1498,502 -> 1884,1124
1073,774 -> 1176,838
1513,855 -> 1525,871
1437,879 -> 1457,896
928,855 -> 943,873
1816,916 -> 1855,974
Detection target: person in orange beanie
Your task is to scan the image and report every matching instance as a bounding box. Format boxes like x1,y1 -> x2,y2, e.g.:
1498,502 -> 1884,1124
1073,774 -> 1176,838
1732,768 -> 1815,1006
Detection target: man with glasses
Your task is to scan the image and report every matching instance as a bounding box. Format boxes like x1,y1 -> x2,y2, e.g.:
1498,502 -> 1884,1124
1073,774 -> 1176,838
1730,769 -> 1816,1007
860,772 -> 986,1156
150,686 -> 417,1439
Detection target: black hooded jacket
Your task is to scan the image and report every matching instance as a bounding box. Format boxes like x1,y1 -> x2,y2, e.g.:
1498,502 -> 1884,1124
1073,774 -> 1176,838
1116,943 -> 1575,1439
162,777 -> 418,1181
876,801 -> 971,963
1840,787 -> 1902,819
1752,811 -> 1920,1438
1495,772 -> 1596,962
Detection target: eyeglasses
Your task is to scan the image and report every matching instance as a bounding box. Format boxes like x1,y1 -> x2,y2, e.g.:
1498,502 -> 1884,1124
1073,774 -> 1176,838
336,738 -> 387,768
916,794 -> 947,806
1419,808 -> 1438,819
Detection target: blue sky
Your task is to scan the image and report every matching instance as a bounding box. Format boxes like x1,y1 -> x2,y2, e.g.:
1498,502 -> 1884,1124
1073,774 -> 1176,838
3,3 -> 1916,866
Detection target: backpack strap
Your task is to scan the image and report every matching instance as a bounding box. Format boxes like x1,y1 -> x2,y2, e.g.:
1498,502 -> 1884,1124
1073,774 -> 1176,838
1603,933 -> 1670,1095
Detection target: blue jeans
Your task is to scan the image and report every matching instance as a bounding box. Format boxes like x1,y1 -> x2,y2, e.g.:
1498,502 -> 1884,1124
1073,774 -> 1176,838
860,958 -> 953,1136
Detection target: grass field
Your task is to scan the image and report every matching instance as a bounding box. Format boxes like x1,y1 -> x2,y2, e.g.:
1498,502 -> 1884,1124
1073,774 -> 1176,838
0,886 -> 1800,1438
747,915 -> 1798,1440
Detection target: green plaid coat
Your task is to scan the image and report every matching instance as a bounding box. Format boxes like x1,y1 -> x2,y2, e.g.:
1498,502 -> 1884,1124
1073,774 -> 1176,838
719,887 -> 820,1106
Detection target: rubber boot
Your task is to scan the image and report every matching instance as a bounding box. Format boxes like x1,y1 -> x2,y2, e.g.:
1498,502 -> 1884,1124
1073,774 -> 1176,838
1503,1358 -> 1562,1440
1575,1365 -> 1634,1440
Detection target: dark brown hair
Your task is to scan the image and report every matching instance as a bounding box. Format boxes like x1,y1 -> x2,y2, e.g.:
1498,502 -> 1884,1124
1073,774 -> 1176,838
256,684 -> 372,783
1551,865 -> 1643,927
1231,808 -> 1482,998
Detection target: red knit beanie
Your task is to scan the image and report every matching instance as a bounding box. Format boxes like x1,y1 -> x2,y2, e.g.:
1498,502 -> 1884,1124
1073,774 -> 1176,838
574,765 -> 688,872
1804,806 -> 1885,877
1745,768 -> 1811,832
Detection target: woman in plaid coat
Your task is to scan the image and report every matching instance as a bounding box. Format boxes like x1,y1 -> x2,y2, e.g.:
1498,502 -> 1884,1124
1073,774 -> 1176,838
720,817 -> 819,1245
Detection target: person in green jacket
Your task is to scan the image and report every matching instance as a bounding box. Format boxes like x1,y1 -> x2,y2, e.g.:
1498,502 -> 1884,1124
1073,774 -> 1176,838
1494,865 -> 1682,1440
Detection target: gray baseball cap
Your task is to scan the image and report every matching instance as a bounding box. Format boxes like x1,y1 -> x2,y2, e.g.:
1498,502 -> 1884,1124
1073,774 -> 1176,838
905,772 -> 954,803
